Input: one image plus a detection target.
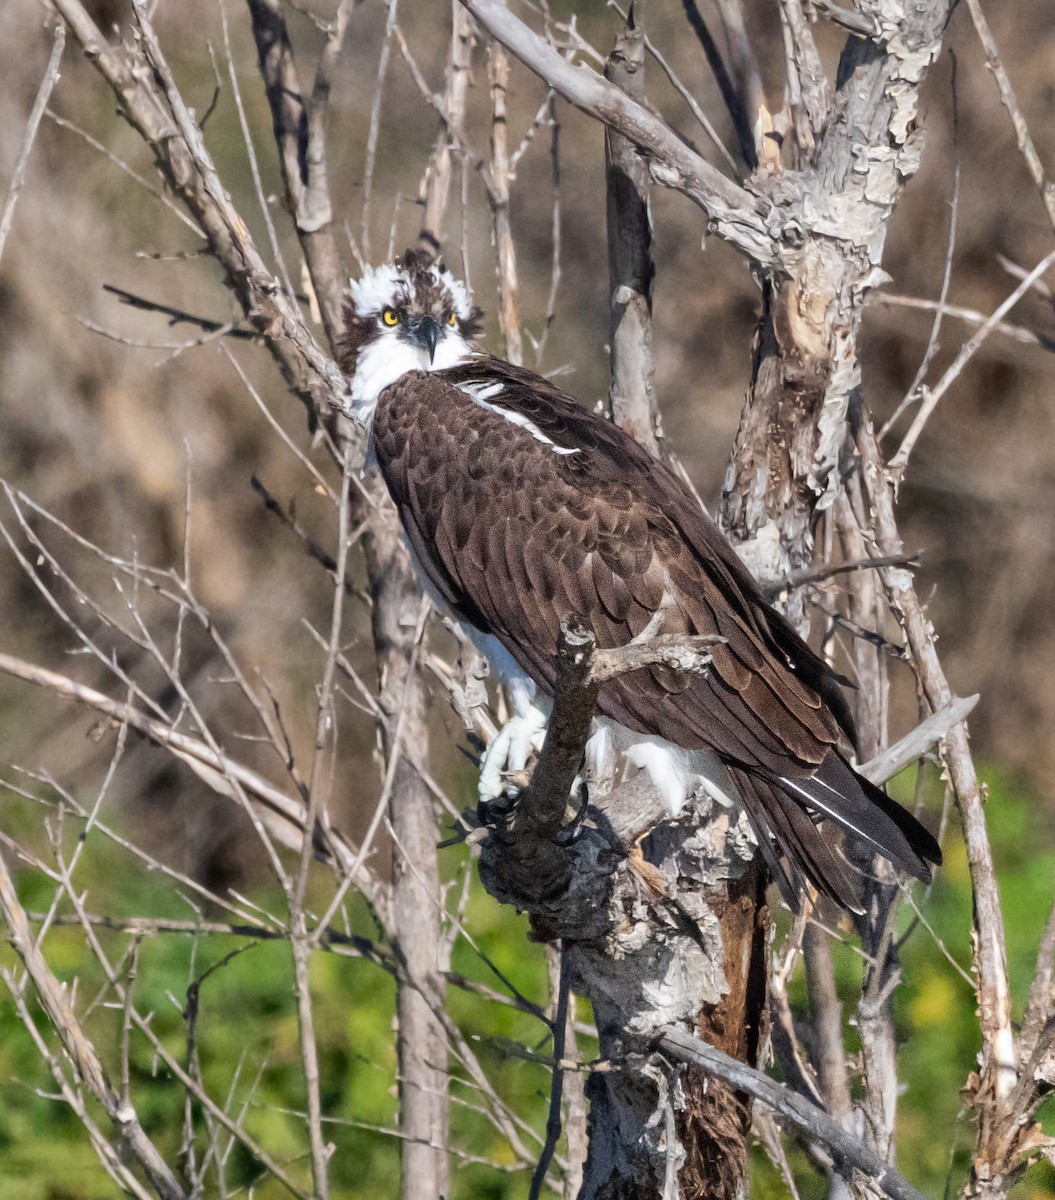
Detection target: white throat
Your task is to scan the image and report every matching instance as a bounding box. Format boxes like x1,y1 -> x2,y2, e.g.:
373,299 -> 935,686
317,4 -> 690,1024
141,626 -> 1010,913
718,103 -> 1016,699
350,332 -> 473,430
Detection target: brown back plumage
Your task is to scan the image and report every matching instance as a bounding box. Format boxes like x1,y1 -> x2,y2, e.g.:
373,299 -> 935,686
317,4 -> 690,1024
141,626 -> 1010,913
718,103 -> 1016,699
370,353 -> 941,910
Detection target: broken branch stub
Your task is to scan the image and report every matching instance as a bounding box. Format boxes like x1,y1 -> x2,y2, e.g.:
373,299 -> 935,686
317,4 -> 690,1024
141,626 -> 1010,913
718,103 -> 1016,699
476,618 -> 717,926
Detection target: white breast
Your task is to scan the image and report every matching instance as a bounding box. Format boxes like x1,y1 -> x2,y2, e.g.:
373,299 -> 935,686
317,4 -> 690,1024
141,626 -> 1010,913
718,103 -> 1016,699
350,332 -> 475,430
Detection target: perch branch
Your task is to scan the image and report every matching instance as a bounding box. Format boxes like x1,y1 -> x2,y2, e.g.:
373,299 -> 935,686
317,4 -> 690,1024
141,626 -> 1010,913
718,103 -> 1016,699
528,623 -> 721,840
482,621 -> 718,902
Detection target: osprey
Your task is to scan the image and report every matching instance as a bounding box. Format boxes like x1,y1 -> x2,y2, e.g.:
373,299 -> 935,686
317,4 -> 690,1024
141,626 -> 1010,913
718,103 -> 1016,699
339,250 -> 941,910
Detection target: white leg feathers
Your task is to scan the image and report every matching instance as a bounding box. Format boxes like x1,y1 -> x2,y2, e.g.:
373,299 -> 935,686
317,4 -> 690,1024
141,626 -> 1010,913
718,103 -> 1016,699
472,644 -> 740,820
478,700 -> 549,802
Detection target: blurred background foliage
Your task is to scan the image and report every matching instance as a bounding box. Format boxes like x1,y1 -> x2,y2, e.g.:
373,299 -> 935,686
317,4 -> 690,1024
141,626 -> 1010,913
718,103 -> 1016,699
0,0 -> 1054,1196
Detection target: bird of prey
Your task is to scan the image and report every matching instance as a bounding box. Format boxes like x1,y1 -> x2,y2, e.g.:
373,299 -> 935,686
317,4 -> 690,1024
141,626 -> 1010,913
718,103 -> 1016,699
339,249 -> 941,910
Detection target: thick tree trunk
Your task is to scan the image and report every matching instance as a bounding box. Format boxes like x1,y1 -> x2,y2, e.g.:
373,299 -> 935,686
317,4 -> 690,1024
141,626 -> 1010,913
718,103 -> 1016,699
479,743 -> 764,1198
599,14 -> 770,1194
718,8 -> 959,1192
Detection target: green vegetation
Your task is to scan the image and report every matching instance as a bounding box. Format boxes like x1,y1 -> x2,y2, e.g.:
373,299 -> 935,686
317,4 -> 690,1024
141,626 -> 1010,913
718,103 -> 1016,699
1,769 -> 1052,1199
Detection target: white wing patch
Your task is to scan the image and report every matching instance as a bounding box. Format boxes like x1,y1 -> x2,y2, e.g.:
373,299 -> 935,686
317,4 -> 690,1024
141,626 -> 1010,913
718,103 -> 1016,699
460,382 -> 579,455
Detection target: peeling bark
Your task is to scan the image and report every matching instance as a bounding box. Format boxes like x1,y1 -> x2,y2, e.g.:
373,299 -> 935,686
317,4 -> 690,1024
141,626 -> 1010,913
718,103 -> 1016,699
722,2 -> 954,625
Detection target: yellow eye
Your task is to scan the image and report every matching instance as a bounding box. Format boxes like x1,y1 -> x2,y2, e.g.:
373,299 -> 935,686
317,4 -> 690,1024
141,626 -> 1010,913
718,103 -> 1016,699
448,313 -> 458,327
382,309 -> 399,327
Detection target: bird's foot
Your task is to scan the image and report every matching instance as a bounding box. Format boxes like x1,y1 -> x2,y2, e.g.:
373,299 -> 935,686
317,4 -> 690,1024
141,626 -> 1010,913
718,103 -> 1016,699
478,706 -> 549,808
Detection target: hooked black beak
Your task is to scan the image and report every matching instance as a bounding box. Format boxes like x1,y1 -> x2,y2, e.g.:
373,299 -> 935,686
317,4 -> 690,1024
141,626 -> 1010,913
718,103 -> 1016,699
414,315 -> 441,363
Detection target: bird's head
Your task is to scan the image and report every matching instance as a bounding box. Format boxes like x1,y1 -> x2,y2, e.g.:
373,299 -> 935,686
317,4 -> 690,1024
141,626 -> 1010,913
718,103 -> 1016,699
339,249 -> 483,418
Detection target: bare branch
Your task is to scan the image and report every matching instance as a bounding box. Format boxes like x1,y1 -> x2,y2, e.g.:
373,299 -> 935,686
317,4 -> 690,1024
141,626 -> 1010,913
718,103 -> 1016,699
419,2 -> 474,253
487,39 -> 524,364
0,652 -> 387,910
362,0 -> 399,262
220,0 -> 297,305
529,945 -> 573,1200
681,0 -> 756,168
857,416 -> 1018,1130
889,246 -> 1055,474
102,283 -> 254,338
0,850 -> 188,1200
0,23 -> 65,266
247,0 -> 349,348
776,0 -> 830,160
589,633 -> 721,685
658,1027 -> 928,1200
879,65 -> 962,441
1019,898 -> 1055,1071
870,291 -> 1052,350
609,1 -> 737,173
51,0 -> 346,422
964,0 -> 1055,233
858,695 -> 979,787
605,6 -> 661,457
458,0 -> 777,264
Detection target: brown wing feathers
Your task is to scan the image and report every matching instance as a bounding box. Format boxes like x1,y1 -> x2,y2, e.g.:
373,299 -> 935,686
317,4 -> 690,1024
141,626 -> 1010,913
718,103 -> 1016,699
372,360 -> 941,908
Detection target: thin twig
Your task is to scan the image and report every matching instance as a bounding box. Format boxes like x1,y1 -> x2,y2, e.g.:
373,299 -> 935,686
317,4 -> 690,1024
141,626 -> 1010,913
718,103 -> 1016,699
0,850 -> 188,1199
0,23 -> 66,266
287,447 -> 355,1200
762,551 -> 920,600
46,109 -> 206,236
102,282 -> 253,337
362,0 -> 399,261
870,291 -> 1052,350
609,1 -> 737,174
964,0 -> 1055,233
879,60 -> 962,441
681,0 -> 756,168
529,944 -> 572,1200
219,0 -> 296,303
0,652 -> 385,907
889,247 -> 1055,474
857,413 -> 1017,1116
458,0 -> 776,264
